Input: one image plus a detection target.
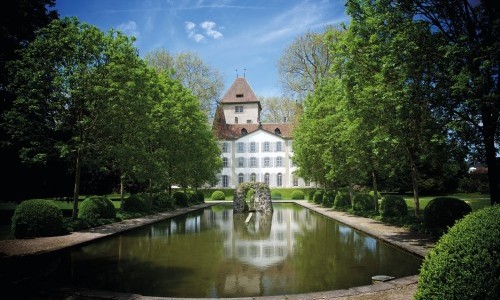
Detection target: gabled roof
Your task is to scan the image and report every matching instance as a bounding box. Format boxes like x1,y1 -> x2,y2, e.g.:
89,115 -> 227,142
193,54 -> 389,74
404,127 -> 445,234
221,77 -> 261,109
213,107 -> 293,140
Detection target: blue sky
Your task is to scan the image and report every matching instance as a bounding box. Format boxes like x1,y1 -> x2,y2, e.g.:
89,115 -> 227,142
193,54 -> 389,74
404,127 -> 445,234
55,0 -> 349,97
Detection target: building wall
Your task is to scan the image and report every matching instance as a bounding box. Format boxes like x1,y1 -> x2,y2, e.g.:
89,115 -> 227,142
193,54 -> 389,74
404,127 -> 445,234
223,102 -> 260,125
217,130 -> 310,188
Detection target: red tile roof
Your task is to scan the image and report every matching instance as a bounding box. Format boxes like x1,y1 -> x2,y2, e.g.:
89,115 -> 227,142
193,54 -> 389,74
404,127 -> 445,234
221,77 -> 261,109
213,106 -> 293,139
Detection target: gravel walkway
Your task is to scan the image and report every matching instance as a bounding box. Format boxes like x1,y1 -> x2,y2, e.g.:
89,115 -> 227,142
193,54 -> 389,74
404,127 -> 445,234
0,201 -> 436,299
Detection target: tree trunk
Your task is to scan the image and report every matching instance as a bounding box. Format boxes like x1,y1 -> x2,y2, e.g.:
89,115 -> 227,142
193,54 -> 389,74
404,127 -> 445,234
72,149 -> 82,219
410,159 -> 420,217
347,184 -> 354,208
372,169 -> 379,212
120,175 -> 125,212
482,109 -> 499,205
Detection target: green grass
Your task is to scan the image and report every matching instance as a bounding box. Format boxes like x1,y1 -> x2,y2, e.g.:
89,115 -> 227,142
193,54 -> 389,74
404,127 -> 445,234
403,193 -> 490,214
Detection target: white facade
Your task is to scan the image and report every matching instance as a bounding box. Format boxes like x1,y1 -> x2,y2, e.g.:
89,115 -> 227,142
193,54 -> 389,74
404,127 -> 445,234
216,130 -> 311,188
223,102 -> 260,125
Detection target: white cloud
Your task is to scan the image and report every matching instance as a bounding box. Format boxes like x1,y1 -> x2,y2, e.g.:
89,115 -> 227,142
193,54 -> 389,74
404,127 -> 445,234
184,20 -> 223,42
117,21 -> 139,37
201,21 -> 223,39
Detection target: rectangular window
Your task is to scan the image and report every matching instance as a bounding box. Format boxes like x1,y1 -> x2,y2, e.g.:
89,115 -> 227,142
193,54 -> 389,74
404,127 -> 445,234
223,157 -> 228,168
250,157 -> 257,168
264,157 -> 270,167
238,157 -> 244,168
235,105 -> 244,113
247,119 -> 252,123
276,157 -> 283,167
293,176 -> 299,186
222,142 -> 228,153
237,142 -> 244,153
275,141 -> 282,152
263,141 -> 270,152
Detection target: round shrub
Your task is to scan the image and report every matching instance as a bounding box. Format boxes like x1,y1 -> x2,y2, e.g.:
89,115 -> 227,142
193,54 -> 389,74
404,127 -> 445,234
291,190 -> 305,200
78,196 -> 116,221
352,193 -> 373,212
12,199 -> 64,238
153,192 -> 174,211
307,189 -> 316,202
322,190 -> 335,207
211,190 -> 225,200
423,197 -> 472,232
379,195 -> 407,218
415,205 -> 500,300
333,190 -> 351,210
173,191 -> 188,207
313,190 -> 324,204
123,193 -> 151,212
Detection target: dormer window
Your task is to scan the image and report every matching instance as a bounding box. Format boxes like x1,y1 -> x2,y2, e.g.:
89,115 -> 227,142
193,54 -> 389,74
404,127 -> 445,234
236,94 -> 244,98
241,128 -> 248,136
275,128 -> 281,135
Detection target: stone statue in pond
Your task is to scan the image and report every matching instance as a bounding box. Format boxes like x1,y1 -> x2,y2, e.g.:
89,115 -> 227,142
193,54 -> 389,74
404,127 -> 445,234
233,182 -> 273,214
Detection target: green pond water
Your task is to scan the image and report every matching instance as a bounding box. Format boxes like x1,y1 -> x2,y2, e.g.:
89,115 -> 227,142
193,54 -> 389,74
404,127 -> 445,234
39,203 -> 421,297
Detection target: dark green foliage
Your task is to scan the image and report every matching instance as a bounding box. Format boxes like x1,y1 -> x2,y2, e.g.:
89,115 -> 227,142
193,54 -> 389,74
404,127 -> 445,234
196,191 -> 205,203
423,197 -> 472,232
12,199 -> 64,238
322,190 -> 335,207
78,196 -> 116,221
153,192 -> 174,211
333,190 -> 351,210
308,189 -> 317,201
211,190 -> 225,200
380,195 -> 407,218
271,191 -> 282,200
313,190 -> 324,204
186,191 -> 201,205
415,205 -> 500,300
352,193 -> 373,212
291,190 -> 305,200
123,193 -> 152,212
173,191 -> 188,207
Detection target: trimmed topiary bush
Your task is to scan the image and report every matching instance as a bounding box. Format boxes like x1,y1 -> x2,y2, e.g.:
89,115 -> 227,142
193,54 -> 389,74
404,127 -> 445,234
322,190 -> 335,207
291,190 -> 305,200
123,193 -> 151,212
153,192 -> 174,211
308,189 -> 316,202
352,193 -> 373,212
423,197 -> 472,232
173,191 -> 189,207
211,190 -> 225,200
415,205 -> 500,300
313,190 -> 324,204
379,195 -> 407,218
333,190 -> 351,210
12,199 -> 64,238
78,196 -> 116,221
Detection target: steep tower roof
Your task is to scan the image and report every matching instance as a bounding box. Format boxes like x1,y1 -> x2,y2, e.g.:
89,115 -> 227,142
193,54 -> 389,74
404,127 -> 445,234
221,77 -> 261,109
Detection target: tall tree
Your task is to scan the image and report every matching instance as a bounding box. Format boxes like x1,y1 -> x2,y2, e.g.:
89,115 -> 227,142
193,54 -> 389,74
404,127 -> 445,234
145,49 -> 224,121
5,17 -> 144,217
258,96 -> 299,123
0,0 -> 58,201
278,26 -> 344,101
403,0 -> 500,205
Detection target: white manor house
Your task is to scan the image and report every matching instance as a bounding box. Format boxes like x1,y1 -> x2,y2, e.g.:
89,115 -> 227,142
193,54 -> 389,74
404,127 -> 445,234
212,77 -> 310,188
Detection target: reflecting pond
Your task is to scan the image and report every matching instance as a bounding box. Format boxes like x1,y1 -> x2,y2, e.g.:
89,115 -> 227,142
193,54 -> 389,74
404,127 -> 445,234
52,203 -> 421,297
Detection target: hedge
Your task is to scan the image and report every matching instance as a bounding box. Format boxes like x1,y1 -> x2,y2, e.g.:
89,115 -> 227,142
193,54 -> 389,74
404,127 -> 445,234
415,205 -> 500,299
423,197 -> 472,232
78,196 -> 116,221
11,199 -> 64,238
